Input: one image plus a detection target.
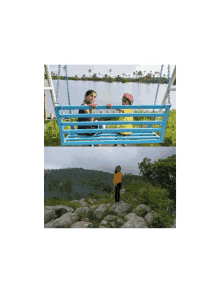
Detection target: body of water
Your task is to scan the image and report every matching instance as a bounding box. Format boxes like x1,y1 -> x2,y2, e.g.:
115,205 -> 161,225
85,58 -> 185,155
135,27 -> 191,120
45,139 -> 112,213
45,80 -> 176,117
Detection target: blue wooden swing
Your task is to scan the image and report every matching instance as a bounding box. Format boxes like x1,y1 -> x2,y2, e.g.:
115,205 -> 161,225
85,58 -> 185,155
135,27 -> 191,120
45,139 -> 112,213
54,65 -> 171,146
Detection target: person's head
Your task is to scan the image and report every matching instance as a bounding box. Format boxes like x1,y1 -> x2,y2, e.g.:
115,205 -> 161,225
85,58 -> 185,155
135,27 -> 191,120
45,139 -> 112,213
115,165 -> 121,174
83,90 -> 97,105
122,93 -> 134,105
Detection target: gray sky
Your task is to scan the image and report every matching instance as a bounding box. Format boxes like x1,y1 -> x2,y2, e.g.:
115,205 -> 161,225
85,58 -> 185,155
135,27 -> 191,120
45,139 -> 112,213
44,147 -> 176,175
49,64 -> 175,78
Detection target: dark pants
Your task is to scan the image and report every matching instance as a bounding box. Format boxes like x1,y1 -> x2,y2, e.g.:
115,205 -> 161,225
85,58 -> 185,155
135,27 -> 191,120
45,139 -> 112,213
115,182 -> 122,202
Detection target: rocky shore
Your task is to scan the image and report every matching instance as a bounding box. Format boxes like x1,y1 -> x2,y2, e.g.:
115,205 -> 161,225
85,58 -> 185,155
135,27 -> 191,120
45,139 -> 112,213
44,197 -> 176,228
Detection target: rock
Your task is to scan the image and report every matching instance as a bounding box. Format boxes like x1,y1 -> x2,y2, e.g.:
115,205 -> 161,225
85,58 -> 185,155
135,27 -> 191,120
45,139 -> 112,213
122,213 -> 148,228
120,189 -> 126,194
116,218 -> 125,224
44,207 -> 58,224
44,205 -> 74,224
89,205 -> 98,212
81,218 -> 89,222
110,202 -> 132,216
170,218 -> 176,228
110,222 -> 116,227
79,198 -> 89,207
103,215 -> 117,221
71,221 -> 93,228
101,220 -> 108,225
44,213 -> 79,228
144,211 -> 158,224
133,204 -> 151,217
94,204 -> 110,220
71,200 -> 81,204
88,199 -> 98,204
74,207 -> 90,217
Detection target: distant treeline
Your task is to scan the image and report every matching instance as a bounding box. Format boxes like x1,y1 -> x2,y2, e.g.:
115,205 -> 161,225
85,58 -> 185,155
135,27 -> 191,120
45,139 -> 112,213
45,71 -> 176,85
44,154 -> 176,202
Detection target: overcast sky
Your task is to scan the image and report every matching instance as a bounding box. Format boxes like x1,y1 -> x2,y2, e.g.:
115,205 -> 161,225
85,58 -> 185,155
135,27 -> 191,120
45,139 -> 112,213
49,64 -> 175,78
44,147 -> 176,175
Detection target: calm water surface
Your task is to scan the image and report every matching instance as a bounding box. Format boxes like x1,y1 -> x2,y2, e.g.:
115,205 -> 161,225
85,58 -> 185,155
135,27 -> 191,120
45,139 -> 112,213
45,80 -> 176,116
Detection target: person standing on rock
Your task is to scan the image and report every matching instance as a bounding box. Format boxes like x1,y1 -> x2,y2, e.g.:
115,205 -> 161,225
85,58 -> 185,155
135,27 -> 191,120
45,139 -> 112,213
113,165 -> 123,204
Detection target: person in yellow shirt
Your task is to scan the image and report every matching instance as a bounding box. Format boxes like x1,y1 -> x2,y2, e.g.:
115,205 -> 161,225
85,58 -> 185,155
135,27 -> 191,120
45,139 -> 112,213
113,165 -> 123,203
114,93 -> 134,147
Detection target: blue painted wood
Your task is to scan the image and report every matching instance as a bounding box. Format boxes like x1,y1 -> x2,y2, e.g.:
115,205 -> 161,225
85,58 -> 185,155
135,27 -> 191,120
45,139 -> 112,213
56,105 -> 170,110
55,104 -> 171,146
60,113 -> 165,118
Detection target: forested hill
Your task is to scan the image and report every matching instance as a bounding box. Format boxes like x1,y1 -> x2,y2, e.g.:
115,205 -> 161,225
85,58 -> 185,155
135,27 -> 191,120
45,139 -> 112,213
44,167 -> 140,200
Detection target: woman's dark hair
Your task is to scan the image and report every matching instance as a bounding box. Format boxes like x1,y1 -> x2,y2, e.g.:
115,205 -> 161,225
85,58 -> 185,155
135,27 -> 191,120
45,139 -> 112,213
83,90 -> 97,104
85,89 -> 97,97
114,165 -> 121,174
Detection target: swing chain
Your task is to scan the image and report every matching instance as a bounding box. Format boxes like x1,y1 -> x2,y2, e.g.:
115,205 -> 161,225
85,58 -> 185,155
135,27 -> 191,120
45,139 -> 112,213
154,64 -> 164,106
167,64 -> 171,104
56,65 -> 61,104
64,65 -> 71,114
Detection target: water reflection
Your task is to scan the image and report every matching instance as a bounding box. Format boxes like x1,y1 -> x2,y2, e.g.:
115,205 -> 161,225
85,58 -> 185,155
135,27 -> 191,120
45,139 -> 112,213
45,80 -> 176,116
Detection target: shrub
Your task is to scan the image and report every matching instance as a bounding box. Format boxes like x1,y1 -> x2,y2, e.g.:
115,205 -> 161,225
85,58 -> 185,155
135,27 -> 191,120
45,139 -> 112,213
147,212 -> 174,228
139,183 -> 172,212
88,192 -> 100,200
102,184 -> 114,193
44,120 -> 61,146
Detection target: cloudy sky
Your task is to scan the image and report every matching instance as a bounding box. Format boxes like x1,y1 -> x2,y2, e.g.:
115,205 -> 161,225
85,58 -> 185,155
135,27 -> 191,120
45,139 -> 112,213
49,64 -> 175,78
44,147 -> 176,175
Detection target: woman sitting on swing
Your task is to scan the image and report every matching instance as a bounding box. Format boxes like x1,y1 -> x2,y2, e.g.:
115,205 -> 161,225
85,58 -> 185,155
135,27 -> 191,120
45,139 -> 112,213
78,90 -> 112,136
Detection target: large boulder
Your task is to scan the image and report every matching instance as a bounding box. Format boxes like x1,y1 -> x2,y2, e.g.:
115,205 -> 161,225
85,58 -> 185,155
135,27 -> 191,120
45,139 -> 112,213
44,213 -> 79,228
44,205 -> 74,224
74,207 -> 90,217
122,213 -> 148,228
94,204 -> 111,220
110,202 -> 132,216
71,221 -> 93,228
133,204 -> 151,217
144,211 -> 158,224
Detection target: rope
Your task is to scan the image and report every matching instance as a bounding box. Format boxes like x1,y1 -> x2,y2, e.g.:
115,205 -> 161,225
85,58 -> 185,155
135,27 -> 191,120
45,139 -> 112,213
154,65 -> 164,106
167,65 -> 171,104
64,65 -> 71,114
56,65 -> 61,104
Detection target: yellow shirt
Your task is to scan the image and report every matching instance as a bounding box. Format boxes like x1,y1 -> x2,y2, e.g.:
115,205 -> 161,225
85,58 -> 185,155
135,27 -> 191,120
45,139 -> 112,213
113,172 -> 123,185
119,109 -> 133,135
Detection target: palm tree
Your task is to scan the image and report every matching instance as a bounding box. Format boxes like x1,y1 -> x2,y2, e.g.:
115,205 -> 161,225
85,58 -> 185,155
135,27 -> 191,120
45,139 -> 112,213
109,69 -> 112,76
88,69 -> 92,77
